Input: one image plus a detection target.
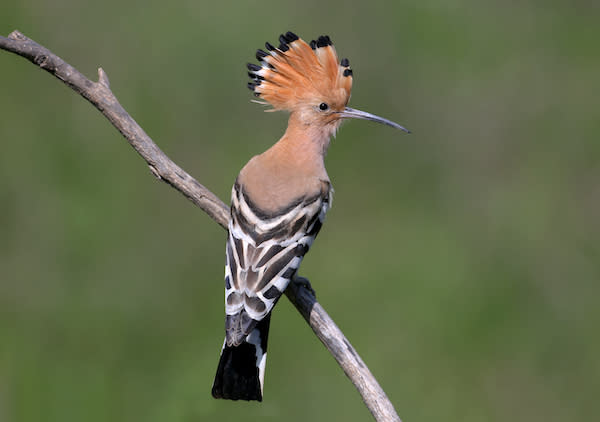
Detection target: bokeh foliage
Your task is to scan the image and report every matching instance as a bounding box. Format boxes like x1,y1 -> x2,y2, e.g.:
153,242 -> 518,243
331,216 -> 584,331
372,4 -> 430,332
1,1 -> 598,421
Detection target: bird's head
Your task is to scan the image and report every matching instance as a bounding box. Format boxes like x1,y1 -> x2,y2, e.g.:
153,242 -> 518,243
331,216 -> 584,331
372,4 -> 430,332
247,32 -> 409,136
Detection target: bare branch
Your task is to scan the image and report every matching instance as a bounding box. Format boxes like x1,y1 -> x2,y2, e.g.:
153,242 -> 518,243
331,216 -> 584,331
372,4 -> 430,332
0,30 -> 401,422
0,30 -> 229,227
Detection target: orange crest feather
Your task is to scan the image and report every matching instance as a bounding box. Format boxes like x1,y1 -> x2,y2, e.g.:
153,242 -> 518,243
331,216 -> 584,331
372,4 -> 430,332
247,32 -> 353,111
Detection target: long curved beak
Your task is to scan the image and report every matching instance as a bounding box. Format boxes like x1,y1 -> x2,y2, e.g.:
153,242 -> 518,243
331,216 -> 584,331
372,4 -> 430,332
339,107 -> 410,133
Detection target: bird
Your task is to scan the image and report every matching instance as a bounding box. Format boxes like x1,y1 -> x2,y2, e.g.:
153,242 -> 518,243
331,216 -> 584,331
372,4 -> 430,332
211,31 -> 409,402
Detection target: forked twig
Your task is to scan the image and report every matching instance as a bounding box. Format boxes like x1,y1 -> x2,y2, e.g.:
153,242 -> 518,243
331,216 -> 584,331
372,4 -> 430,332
0,30 -> 401,422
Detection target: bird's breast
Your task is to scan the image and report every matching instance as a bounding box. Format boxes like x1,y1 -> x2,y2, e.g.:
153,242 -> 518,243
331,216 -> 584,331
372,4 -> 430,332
237,153 -> 329,215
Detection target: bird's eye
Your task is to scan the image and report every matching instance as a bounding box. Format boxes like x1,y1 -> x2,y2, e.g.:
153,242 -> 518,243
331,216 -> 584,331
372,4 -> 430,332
319,102 -> 329,111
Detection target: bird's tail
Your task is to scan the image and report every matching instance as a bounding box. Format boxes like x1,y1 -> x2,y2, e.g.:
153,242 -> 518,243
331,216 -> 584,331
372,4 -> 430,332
211,314 -> 271,401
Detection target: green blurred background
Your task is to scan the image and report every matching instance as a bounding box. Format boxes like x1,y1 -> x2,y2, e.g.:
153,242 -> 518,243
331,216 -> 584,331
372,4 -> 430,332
1,1 -> 598,421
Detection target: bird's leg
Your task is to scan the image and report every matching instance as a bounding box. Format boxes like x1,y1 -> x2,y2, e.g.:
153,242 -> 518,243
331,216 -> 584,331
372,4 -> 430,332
292,275 -> 316,298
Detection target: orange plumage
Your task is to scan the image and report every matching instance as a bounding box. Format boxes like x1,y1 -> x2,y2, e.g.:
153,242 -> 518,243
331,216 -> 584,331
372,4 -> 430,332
248,33 -> 352,113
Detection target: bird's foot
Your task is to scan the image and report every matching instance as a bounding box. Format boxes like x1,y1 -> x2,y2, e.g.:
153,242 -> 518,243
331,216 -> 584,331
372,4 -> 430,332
292,275 -> 316,298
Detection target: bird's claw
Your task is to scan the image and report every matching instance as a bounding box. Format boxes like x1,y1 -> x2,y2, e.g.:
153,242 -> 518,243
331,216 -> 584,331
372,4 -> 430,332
292,275 -> 316,298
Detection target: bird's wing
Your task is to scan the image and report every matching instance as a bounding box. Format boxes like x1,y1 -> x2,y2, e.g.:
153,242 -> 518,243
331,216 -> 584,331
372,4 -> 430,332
224,179 -> 331,345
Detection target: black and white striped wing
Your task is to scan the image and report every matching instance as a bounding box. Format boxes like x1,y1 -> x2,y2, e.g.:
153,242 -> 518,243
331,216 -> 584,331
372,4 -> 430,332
224,180 -> 331,346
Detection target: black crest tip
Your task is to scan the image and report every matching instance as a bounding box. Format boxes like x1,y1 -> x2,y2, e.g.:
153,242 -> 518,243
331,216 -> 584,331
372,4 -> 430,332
284,31 -> 299,42
247,63 -> 262,72
309,40 -> 317,50
256,49 -> 268,61
341,58 -> 350,67
247,72 -> 264,81
265,41 -> 276,51
278,42 -> 289,52
316,35 -> 332,48
343,68 -> 353,77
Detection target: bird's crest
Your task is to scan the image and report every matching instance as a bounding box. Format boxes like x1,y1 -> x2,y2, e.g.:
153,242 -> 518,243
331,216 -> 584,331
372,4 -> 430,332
247,32 -> 353,111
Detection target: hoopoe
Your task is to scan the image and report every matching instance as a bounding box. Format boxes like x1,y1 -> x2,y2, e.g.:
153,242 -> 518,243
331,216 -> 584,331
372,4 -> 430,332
212,31 -> 409,401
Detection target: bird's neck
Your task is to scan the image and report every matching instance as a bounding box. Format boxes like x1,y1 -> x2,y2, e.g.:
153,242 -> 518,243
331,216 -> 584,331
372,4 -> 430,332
237,113 -> 332,212
267,112 -> 332,171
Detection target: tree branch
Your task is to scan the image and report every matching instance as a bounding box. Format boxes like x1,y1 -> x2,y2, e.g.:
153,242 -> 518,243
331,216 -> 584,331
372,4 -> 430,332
0,30 -> 401,422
